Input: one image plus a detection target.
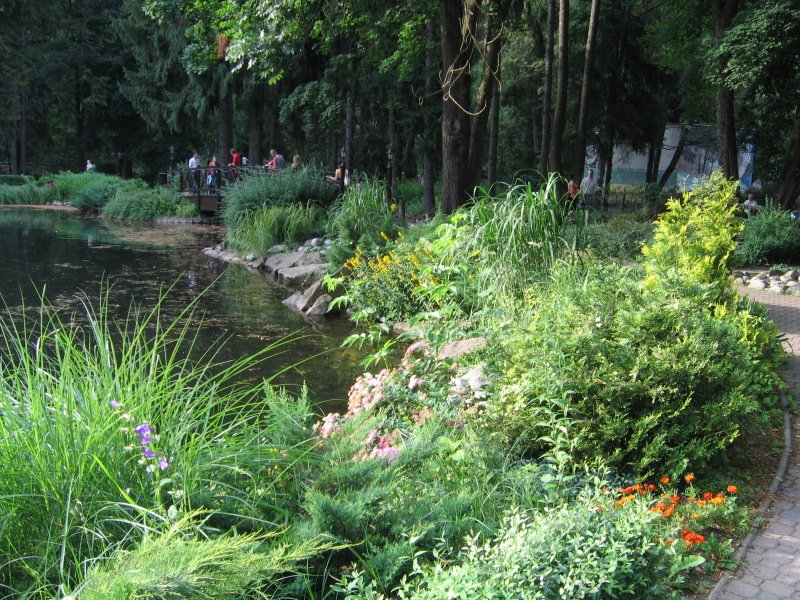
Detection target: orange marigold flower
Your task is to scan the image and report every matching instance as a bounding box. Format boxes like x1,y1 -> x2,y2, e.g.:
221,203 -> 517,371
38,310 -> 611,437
662,504 -> 676,518
660,476 -> 670,485
716,491 -> 725,498
684,472 -> 695,483
709,496 -> 725,505
620,486 -> 635,495
680,530 -> 705,548
670,495 -> 681,505
691,513 -> 700,519
727,485 -> 739,494
696,500 -> 707,507
702,492 -> 714,500
647,483 -> 657,491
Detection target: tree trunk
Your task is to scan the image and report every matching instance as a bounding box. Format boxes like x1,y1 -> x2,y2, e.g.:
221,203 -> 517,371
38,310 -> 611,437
218,88 -> 234,165
776,105 -> 800,210
75,69 -> 85,167
573,0 -> 601,179
423,18 -> 436,217
440,0 -> 478,213
248,83 -> 264,166
713,0 -> 739,180
540,0 -> 556,174
466,0 -> 513,193
345,63 -> 356,175
659,131 -> 685,190
488,54 -> 501,186
549,0 -> 569,174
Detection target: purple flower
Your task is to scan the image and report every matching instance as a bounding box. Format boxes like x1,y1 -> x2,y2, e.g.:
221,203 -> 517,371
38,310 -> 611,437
142,447 -> 155,459
139,436 -> 152,445
158,457 -> 169,470
134,423 -> 152,437
109,400 -> 122,409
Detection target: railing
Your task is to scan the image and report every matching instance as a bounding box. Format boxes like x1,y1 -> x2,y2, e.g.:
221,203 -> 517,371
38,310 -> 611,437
163,165 -> 269,195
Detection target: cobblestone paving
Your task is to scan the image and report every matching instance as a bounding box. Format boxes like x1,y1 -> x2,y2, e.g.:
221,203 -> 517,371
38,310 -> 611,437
711,286 -> 800,599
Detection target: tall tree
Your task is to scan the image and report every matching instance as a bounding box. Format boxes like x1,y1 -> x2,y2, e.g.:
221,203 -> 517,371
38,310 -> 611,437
573,0 -> 601,179
539,0 -> 556,174
548,0 -> 569,174
712,0 -> 739,180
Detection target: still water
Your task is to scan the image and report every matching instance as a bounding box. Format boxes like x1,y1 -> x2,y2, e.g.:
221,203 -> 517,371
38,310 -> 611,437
0,208 -> 362,411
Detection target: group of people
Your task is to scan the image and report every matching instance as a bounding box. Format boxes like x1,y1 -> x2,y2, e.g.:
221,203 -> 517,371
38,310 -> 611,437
185,148 -> 302,190
568,169 -> 600,208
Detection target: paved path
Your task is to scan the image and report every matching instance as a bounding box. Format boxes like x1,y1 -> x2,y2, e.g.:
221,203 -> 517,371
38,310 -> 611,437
711,286 -> 800,599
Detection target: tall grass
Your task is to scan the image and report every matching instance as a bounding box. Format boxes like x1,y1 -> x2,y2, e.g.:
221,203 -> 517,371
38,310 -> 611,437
226,203 -> 324,255
327,179 -> 393,248
0,289 -> 319,598
223,167 -> 338,227
0,182 -> 52,205
457,175 -> 584,301
101,186 -> 198,220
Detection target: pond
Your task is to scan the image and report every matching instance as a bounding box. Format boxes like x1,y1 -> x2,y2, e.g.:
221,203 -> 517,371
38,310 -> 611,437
0,207 -> 362,412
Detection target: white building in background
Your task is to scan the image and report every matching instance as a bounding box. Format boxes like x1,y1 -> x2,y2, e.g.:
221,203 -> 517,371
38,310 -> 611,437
585,123 -> 756,190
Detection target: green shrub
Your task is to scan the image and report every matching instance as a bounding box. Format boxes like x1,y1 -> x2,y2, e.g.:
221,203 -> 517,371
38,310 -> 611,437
0,174 -> 34,186
37,172 -> 139,213
397,494 -> 692,600
585,212 -> 653,260
0,182 -> 52,205
101,185 -> 198,220
482,261 -> 783,476
223,167 -> 337,226
226,203 -> 324,255
76,514 -> 327,600
734,205 -> 800,266
642,172 -> 742,298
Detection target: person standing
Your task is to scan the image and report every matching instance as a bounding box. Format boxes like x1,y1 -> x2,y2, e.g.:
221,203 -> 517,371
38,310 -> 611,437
568,177 -> 580,202
207,156 -> 218,191
291,154 -> 302,170
580,169 -> 599,207
228,148 -> 241,180
188,151 -> 201,189
266,148 -> 285,173
85,160 -> 97,173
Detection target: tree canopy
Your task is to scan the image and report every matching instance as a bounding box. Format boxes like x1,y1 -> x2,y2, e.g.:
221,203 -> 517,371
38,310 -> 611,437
3,0 -> 799,208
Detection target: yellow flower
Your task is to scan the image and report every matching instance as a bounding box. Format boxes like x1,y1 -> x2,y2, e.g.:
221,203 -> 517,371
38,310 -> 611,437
684,473 -> 695,483
390,203 -> 397,213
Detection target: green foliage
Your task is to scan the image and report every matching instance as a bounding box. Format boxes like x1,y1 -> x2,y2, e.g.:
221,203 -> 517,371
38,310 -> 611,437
326,179 -> 396,267
102,185 -> 199,220
453,176 -> 583,302
396,494 -> 691,599
641,173 -> 742,298
0,182 -> 52,205
39,172 -> 140,213
226,202 -> 324,255
0,291 -> 318,597
223,168 -> 338,227
0,175 -> 34,186
734,205 -> 800,266
76,513 -> 327,600
481,261 -> 783,477
585,211 -> 653,260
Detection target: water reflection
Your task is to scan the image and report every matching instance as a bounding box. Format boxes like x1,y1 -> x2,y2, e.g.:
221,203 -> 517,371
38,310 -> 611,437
0,208 -> 361,412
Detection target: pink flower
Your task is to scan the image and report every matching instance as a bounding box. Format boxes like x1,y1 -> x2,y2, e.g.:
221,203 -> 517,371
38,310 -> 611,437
312,413 -> 340,438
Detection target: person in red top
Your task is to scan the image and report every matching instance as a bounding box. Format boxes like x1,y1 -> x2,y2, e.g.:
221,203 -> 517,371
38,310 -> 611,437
228,148 -> 241,180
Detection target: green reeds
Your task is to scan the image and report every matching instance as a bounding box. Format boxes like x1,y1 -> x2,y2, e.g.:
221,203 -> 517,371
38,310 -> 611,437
226,202 -> 324,255
0,289 -> 319,598
457,174 -> 584,303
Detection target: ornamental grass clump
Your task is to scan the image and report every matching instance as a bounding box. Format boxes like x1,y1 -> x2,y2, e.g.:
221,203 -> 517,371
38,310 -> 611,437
226,202 -> 324,255
0,290 -> 319,598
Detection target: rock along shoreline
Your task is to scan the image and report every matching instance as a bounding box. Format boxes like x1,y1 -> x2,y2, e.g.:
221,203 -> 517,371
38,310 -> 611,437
203,238 -> 343,321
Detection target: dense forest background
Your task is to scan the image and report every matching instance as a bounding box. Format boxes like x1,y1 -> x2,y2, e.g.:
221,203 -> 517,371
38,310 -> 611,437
1,0 -> 798,210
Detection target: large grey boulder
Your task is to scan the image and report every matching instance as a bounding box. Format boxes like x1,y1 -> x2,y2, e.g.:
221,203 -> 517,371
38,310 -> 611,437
278,264 -> 327,286
306,294 -> 333,316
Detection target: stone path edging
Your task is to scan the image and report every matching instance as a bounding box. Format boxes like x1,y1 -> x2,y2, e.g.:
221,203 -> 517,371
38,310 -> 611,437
707,285 -> 800,599
707,390 -> 793,600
